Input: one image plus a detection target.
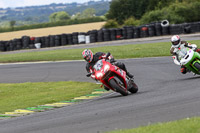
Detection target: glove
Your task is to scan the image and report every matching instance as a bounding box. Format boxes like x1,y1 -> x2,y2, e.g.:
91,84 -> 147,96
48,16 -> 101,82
110,58 -> 116,63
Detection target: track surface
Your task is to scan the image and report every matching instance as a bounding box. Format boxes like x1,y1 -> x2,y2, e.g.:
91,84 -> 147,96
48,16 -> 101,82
1,57 -> 200,133
0,34 -> 200,133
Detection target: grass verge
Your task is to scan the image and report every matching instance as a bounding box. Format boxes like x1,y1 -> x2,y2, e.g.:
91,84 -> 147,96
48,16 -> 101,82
0,81 -> 100,114
0,40 -> 199,63
107,117 -> 200,133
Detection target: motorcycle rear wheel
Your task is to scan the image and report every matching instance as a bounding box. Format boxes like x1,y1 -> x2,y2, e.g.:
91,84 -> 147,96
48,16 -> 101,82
109,78 -> 128,96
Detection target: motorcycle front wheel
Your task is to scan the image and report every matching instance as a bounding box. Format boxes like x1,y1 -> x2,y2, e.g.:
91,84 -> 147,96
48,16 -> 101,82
194,62 -> 200,71
129,81 -> 138,94
109,78 -> 128,96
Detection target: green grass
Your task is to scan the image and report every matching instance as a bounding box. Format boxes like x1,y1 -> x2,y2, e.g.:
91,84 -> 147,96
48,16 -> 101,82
0,40 -> 199,63
107,117 -> 200,133
0,81 -> 100,114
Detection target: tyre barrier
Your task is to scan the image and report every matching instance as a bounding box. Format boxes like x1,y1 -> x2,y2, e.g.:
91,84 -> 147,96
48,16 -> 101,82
148,24 -> 156,37
155,22 -> 162,36
110,28 -> 116,41
169,24 -> 184,35
140,25 -> 149,38
102,28 -> 110,41
0,20 -> 200,52
116,28 -> 123,40
161,20 -> 170,35
78,32 -> 86,44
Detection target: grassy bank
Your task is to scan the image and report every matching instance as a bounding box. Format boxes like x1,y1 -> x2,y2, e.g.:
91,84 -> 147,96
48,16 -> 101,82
108,117 -> 200,133
0,81 -> 99,114
0,40 -> 200,63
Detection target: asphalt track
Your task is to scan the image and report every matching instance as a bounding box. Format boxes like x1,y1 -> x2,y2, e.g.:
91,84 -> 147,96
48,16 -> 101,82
0,34 -> 200,133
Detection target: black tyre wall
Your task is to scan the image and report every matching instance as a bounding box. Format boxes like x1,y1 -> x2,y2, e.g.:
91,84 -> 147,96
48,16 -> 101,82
169,24 -> 184,35
97,30 -> 104,42
72,32 -> 79,44
103,29 -> 111,41
148,24 -> 156,37
155,22 -> 162,36
140,25 -> 149,38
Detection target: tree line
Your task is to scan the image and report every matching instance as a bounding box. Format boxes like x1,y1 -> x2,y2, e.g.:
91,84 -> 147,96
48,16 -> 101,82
104,0 -> 200,28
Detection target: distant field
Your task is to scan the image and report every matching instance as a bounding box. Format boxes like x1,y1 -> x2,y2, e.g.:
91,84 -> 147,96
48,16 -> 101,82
0,22 -> 106,41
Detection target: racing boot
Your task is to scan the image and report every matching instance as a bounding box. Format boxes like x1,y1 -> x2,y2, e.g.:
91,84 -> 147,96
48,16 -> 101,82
181,65 -> 187,74
104,85 -> 110,91
127,72 -> 134,78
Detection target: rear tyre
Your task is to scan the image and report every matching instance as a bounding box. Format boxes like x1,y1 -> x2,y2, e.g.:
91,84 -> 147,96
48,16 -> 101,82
194,62 -> 200,71
109,78 -> 128,96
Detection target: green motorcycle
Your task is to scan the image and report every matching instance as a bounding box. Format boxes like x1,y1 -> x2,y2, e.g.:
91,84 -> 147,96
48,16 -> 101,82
173,44 -> 200,75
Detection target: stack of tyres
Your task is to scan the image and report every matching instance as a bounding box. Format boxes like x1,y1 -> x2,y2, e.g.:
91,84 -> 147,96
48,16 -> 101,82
161,20 -> 170,35
78,32 -> 86,44
61,34 -> 67,46
155,22 -> 162,36
7,41 -> 14,51
34,37 -> 41,44
189,22 -> 200,33
126,26 -> 134,39
103,29 -> 111,41
22,36 -> 30,49
148,24 -> 156,37
115,28 -> 123,40
4,41 -> 10,51
133,26 -> 140,38
14,38 -> 22,50
40,37 -> 45,48
55,35 -> 61,46
97,30 -> 104,42
72,32 -> 79,44
67,34 -> 73,45
122,27 -> 127,39
169,24 -> 184,35
44,36 -> 50,47
0,41 -> 6,51
183,23 -> 191,34
123,26 -> 134,39
49,35 -> 55,47
89,30 -> 97,43
140,25 -> 149,38
110,28 -> 116,41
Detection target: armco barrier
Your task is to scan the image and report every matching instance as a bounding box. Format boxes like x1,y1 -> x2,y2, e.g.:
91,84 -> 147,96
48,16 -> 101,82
0,21 -> 200,52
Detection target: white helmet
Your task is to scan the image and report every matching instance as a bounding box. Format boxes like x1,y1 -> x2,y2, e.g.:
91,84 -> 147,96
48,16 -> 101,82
171,35 -> 181,48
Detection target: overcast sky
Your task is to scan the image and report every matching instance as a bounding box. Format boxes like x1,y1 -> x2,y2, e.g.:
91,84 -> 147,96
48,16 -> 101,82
0,0 -> 105,8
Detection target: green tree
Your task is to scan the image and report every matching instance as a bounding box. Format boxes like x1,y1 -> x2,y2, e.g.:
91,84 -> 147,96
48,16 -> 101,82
123,17 -> 140,26
103,19 -> 119,29
49,12 -> 57,22
80,8 -> 96,19
56,11 -> 70,21
106,0 -> 148,24
140,1 -> 200,24
49,11 -> 70,22
9,20 -> 16,30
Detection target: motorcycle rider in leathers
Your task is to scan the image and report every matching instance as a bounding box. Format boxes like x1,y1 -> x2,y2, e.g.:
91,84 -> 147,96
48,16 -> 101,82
170,35 -> 200,74
82,49 -> 134,90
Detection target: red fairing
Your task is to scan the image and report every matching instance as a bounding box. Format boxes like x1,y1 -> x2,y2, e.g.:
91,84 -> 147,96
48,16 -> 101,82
92,59 -> 127,91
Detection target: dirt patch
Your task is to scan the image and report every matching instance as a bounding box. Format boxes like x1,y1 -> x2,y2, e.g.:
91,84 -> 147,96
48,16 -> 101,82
0,22 -> 106,41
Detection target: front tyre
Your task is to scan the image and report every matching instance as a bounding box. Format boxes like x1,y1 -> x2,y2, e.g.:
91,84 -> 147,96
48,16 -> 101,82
129,81 -> 138,94
109,78 -> 128,96
194,62 -> 200,71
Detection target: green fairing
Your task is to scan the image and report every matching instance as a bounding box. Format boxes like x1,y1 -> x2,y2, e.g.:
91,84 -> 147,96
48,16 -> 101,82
184,50 -> 200,74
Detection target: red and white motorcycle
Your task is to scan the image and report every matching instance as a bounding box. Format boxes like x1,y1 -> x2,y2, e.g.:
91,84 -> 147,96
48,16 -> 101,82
87,55 -> 138,96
